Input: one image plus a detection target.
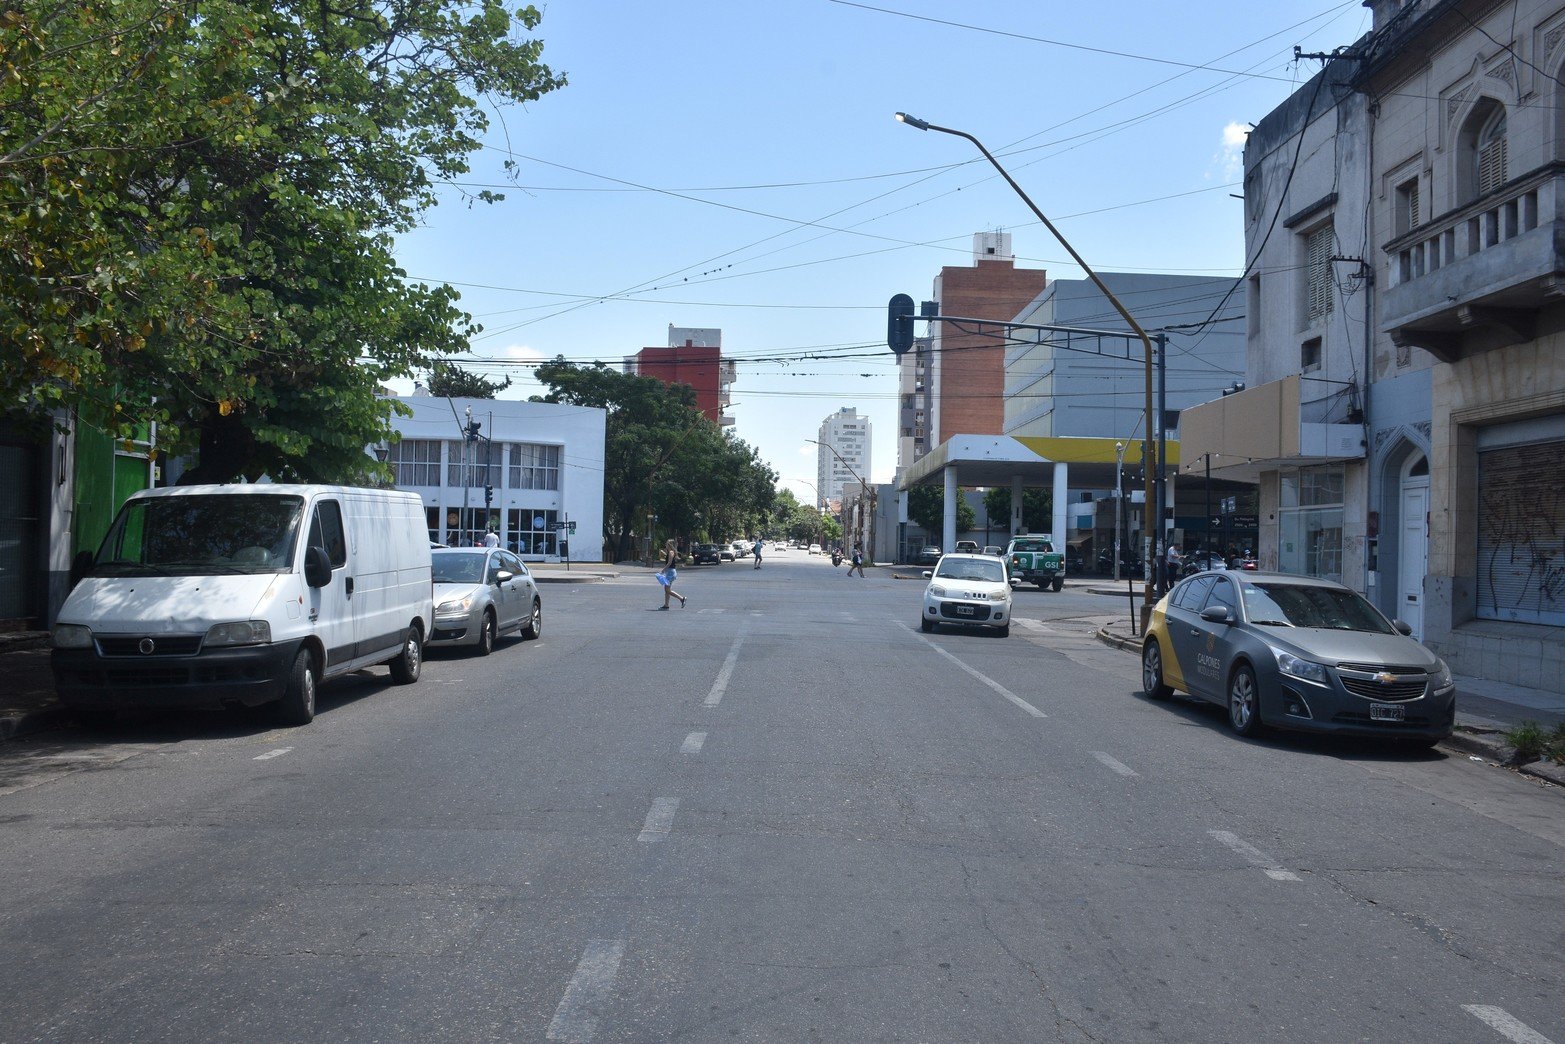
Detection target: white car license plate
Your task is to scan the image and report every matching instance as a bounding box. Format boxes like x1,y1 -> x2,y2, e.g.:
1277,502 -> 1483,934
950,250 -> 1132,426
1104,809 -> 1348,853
1369,703 -> 1405,722
955,605 -> 974,616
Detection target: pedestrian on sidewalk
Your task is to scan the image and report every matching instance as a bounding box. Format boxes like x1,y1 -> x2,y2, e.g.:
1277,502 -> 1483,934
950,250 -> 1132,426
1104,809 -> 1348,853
847,543 -> 866,577
752,537 -> 763,569
657,539 -> 686,609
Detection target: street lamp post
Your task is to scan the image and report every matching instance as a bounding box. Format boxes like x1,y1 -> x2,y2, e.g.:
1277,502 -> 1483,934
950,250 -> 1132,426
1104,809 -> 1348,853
896,111 -> 1159,632
1114,441 -> 1126,583
808,440 -> 874,564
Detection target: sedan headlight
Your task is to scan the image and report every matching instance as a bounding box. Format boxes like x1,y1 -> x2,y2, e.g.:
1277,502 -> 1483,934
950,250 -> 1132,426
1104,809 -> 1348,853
436,595 -> 474,616
929,585 -> 947,598
205,620 -> 272,647
1276,650 -> 1330,686
53,624 -> 93,649
1431,658 -> 1454,692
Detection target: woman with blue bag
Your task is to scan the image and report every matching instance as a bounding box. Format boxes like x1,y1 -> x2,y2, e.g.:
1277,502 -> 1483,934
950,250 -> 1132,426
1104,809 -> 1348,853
656,539 -> 687,609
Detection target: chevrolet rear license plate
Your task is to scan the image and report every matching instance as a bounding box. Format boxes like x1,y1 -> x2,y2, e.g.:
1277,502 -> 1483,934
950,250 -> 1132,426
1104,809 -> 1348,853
955,605 -> 975,616
1369,703 -> 1405,722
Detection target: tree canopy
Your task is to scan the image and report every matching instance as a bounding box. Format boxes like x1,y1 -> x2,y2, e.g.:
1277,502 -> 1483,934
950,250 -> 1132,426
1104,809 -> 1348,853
425,362 -> 512,400
2,0 -> 564,482
530,358 -> 776,560
983,486 -> 1053,536
908,484 -> 976,538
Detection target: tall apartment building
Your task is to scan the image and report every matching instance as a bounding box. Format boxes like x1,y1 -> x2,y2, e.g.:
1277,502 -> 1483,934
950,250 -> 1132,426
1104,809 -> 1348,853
817,407 -> 871,505
896,233 -> 1048,469
624,325 -> 736,426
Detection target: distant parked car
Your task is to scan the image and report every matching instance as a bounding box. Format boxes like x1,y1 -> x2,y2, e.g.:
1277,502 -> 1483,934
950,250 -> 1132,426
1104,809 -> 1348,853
718,544 -> 736,562
954,540 -> 980,554
982,545 -> 1004,556
692,543 -> 723,564
732,542 -> 751,560
429,547 -> 541,655
917,546 -> 942,566
808,543 -> 822,555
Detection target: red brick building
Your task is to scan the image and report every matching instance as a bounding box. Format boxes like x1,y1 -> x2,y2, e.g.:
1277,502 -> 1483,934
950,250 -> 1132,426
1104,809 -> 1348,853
627,326 -> 734,425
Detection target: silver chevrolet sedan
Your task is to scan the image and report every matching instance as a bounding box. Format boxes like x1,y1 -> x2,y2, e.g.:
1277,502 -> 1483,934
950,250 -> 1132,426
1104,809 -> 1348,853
1142,571 -> 1455,747
428,547 -> 541,655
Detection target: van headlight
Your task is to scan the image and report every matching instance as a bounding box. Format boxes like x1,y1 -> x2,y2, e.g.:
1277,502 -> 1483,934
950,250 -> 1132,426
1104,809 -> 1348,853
989,590 -> 1009,602
1276,651 -> 1329,686
1431,658 -> 1454,692
929,585 -> 947,598
53,624 -> 93,649
205,621 -> 271,647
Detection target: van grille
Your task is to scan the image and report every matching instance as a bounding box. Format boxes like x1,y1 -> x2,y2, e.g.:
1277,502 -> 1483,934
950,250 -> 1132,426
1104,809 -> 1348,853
96,635 -> 204,657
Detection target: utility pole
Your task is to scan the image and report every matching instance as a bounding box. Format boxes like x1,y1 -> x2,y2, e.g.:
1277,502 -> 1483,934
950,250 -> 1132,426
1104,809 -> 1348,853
462,406 -> 472,546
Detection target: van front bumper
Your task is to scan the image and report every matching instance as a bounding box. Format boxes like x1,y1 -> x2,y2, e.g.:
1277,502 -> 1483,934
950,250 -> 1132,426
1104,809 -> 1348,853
52,640 -> 305,710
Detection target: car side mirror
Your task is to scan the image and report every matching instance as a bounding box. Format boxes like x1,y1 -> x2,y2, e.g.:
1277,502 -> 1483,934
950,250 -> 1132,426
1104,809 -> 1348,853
1392,619 -> 1413,636
1009,577 -> 1020,588
304,545 -> 333,588
1200,605 -> 1233,624
495,570 -> 513,584
922,570 -> 933,579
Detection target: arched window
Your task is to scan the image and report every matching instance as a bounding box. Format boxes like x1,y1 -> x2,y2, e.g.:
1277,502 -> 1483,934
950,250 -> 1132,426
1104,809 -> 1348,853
1475,107 -> 1508,196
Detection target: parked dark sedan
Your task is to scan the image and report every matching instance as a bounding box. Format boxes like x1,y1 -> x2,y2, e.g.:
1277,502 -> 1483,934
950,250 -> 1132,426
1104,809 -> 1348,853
1141,571 -> 1454,747
691,543 -> 723,564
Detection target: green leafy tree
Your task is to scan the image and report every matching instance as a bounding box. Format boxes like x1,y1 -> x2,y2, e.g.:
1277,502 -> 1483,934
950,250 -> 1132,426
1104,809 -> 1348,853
2,0 -> 564,482
531,358 -> 776,560
424,362 -> 512,400
982,487 -> 1053,536
908,484 -> 975,540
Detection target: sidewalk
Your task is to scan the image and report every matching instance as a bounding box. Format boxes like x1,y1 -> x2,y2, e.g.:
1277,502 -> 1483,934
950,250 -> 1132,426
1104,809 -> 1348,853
1094,618 -> 1565,786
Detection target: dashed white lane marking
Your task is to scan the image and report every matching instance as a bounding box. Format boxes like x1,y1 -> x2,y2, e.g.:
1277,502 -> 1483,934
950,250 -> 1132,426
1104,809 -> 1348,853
546,938 -> 627,1042
680,731 -> 707,755
637,797 -> 680,842
1463,1006 -> 1557,1044
895,622 -> 1045,718
703,635 -> 746,708
253,748 -> 293,761
1091,751 -> 1139,778
1208,830 -> 1301,882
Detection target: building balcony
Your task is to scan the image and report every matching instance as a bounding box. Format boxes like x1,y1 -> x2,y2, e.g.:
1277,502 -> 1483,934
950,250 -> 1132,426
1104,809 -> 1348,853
1177,374 -> 1363,482
1381,164 -> 1565,362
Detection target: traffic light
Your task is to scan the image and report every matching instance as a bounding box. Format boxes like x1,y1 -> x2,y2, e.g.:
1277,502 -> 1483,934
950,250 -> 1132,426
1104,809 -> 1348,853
484,484 -> 494,506
887,293 -> 915,356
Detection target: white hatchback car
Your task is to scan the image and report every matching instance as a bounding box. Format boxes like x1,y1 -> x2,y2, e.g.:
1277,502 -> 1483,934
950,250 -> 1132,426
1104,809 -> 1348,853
921,554 -> 1013,636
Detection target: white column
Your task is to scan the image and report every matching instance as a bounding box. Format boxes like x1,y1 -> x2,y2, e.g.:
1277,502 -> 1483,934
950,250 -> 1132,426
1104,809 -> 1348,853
1011,475 -> 1024,536
1053,463 -> 1069,544
943,466 -> 958,552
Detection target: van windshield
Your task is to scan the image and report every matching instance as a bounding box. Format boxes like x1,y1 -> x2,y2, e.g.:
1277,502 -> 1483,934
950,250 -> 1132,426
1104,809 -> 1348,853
94,495 -> 305,577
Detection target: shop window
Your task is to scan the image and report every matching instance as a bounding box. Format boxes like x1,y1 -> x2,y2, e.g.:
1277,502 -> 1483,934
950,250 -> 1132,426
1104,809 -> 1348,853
390,439 -> 440,487
1279,466 -> 1343,582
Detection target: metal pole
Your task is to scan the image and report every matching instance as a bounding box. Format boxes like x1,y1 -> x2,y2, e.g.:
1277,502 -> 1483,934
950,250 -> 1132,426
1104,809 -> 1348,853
1156,333 -> 1168,596
462,406 -> 472,547
1113,441 -> 1124,583
1205,453 -> 1212,563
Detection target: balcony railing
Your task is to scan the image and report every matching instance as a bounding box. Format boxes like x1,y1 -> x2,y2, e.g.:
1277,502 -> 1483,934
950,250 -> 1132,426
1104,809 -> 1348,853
1381,163 -> 1565,361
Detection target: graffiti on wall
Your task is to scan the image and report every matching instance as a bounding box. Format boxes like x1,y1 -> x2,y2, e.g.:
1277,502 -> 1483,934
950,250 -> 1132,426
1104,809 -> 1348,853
1477,441 -> 1565,626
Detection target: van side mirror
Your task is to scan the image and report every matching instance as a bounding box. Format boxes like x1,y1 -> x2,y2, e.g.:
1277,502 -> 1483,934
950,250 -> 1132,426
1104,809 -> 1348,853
1392,619 -> 1413,636
1200,605 -> 1233,624
69,550 -> 94,588
304,546 -> 333,588
922,570 -> 933,579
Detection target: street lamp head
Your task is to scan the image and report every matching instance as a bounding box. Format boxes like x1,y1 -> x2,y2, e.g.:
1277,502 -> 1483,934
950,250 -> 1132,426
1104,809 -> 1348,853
894,111 -> 930,131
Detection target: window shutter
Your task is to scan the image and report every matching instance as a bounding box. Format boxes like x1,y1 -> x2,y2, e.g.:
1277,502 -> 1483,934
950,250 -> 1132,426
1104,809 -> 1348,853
1306,226 -> 1333,323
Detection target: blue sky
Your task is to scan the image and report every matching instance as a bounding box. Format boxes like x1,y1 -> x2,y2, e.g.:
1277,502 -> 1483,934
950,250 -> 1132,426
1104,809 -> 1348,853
391,0 -> 1374,498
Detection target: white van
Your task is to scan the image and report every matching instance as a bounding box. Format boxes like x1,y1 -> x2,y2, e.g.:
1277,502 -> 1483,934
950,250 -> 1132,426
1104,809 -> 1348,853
52,485 -> 433,726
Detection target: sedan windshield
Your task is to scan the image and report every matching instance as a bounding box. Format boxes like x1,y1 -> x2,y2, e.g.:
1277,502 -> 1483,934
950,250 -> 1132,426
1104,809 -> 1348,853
95,495 -> 303,576
432,552 -> 486,584
936,559 -> 1006,583
1240,582 -> 1394,633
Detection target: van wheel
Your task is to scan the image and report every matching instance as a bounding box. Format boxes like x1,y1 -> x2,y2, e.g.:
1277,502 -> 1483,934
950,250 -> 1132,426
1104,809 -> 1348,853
920,617 -> 934,633
475,612 -> 496,656
997,624 -> 1010,638
389,626 -> 423,684
521,599 -> 542,640
276,649 -> 317,726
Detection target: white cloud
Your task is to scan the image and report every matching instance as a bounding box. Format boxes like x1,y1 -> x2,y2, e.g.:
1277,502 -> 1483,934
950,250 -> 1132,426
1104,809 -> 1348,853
493,343 -> 544,362
1215,122 -> 1248,180
799,443 -> 815,456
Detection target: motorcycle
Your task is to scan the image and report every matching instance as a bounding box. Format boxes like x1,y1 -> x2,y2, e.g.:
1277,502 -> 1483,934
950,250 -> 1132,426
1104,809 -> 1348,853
831,549 -> 843,567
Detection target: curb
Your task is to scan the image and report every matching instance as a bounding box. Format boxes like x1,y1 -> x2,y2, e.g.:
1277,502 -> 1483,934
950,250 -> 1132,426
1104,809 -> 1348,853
1095,626 -> 1143,653
0,705 -> 72,743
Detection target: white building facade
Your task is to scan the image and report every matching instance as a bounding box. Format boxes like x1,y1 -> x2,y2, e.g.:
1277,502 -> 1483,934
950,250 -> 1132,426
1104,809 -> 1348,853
387,397 -> 606,562
817,407 -> 872,505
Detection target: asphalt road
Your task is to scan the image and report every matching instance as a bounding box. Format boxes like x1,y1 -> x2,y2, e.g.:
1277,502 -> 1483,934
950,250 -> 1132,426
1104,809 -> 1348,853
0,552 -> 1561,1043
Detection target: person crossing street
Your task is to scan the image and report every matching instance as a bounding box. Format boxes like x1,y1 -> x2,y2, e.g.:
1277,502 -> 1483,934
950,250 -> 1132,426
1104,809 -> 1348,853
847,543 -> 866,577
